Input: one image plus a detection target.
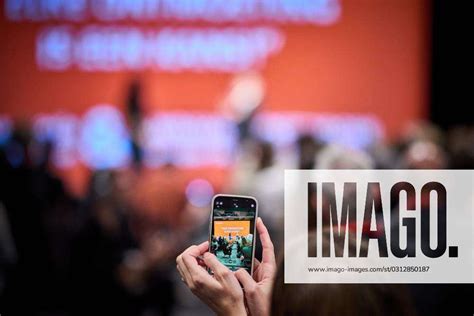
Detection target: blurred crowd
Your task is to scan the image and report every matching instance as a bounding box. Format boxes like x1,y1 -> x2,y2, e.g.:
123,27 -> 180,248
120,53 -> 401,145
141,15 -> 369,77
0,116 -> 473,315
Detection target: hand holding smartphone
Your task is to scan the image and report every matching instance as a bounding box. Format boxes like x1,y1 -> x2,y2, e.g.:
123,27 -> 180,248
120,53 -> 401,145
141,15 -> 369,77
208,194 -> 258,275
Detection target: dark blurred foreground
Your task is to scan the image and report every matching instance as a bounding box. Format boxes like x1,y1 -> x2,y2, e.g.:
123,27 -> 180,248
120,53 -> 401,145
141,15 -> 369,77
1,121 -> 473,316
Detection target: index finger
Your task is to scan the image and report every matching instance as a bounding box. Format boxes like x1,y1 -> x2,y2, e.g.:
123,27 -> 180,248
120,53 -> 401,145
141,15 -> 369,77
182,251 -> 220,289
256,217 -> 275,265
183,241 -> 209,257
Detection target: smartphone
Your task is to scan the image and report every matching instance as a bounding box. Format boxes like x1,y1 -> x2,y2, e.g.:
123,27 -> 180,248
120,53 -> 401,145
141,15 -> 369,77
209,194 -> 258,275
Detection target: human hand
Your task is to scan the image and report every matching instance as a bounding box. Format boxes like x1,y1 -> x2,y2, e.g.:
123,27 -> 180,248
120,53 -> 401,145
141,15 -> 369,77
176,241 -> 246,316
235,217 -> 276,316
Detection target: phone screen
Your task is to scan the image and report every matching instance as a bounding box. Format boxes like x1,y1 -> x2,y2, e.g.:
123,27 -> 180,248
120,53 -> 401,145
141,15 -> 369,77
209,195 -> 257,274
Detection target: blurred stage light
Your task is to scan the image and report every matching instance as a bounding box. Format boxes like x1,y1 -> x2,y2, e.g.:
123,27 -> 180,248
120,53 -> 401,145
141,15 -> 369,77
185,178 -> 215,208
78,104 -> 131,169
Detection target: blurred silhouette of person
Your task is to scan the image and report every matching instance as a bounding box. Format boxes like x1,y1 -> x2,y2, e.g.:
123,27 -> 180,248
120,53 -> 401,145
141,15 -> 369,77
446,126 -> 474,168
401,140 -> 447,169
0,202 -> 17,297
69,170 -> 141,316
271,233 -> 415,316
70,169 -> 179,316
396,126 -> 473,315
395,121 -> 445,155
219,72 -> 265,142
229,140 -> 284,257
125,79 -> 145,169
0,122 -> 71,315
296,134 -> 324,169
369,141 -> 398,169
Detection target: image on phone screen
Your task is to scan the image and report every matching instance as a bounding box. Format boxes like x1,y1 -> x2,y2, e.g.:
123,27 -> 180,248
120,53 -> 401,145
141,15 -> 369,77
209,195 -> 257,274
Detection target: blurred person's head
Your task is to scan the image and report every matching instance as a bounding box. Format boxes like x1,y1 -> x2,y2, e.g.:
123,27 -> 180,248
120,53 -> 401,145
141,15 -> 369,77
240,139 -> 274,171
88,170 -> 117,200
3,121 -> 59,172
93,195 -> 122,235
256,140 -> 274,170
446,126 -> 474,168
271,231 -> 415,316
3,121 -> 33,168
296,134 -> 323,169
219,72 -> 266,141
369,141 -> 398,169
271,277 -> 414,316
396,121 -> 445,156
401,121 -> 444,146
220,71 -> 265,122
316,144 -> 374,169
402,140 -> 447,169
29,139 -> 53,170
86,170 -> 129,234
